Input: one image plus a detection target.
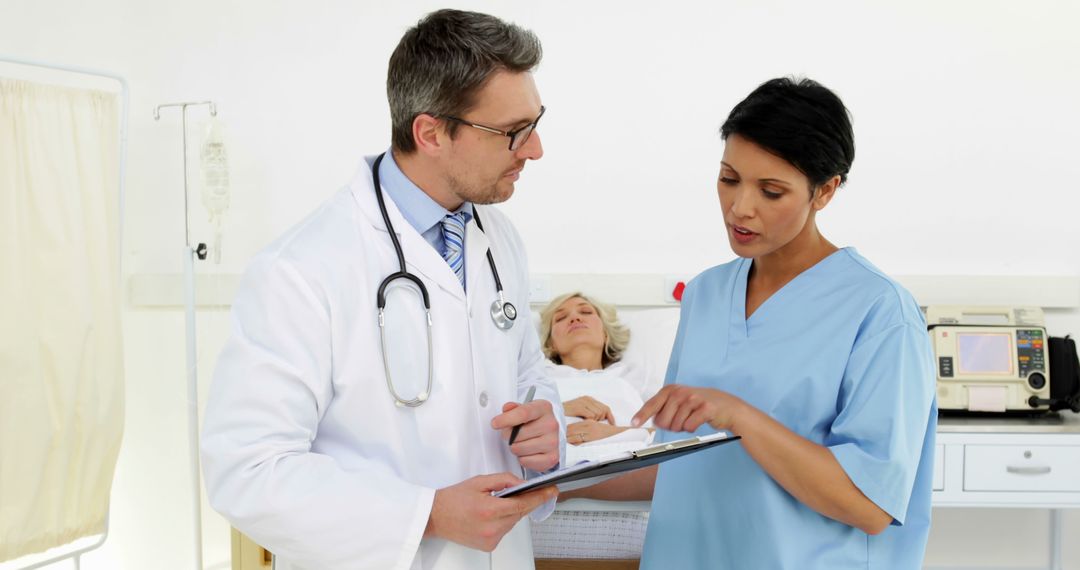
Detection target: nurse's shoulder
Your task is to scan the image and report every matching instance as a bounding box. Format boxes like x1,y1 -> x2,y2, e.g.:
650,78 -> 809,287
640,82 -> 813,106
836,248 -> 926,336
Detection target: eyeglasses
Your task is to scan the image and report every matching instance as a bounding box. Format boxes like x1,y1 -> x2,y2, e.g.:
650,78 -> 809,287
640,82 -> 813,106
438,106 -> 546,151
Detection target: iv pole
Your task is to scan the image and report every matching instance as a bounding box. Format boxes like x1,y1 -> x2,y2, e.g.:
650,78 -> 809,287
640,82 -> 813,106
154,100 -> 216,570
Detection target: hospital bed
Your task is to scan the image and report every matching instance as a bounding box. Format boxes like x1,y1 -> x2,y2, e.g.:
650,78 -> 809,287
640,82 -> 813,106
531,305 -> 680,570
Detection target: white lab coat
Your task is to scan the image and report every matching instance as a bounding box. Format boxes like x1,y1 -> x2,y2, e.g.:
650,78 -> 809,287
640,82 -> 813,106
201,155 -> 566,570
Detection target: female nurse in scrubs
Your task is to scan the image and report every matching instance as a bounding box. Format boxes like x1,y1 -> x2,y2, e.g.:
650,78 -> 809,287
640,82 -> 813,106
568,78 -> 937,569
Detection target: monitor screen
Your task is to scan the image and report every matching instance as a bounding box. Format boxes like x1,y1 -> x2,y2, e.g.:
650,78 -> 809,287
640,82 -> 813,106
957,333 -> 1014,375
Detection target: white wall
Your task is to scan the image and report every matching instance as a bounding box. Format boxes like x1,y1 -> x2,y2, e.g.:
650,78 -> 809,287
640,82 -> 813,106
3,0 -> 1079,568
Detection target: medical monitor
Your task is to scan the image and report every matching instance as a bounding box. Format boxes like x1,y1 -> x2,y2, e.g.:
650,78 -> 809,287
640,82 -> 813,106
926,306 -> 1050,413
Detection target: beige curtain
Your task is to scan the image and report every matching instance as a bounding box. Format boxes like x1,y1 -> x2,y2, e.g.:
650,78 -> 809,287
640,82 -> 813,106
0,78 -> 124,562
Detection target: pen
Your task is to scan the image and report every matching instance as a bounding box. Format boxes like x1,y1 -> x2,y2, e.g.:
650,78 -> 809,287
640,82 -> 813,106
508,386 -> 536,446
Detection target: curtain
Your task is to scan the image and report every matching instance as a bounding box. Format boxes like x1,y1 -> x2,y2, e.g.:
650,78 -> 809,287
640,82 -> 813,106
0,78 -> 125,562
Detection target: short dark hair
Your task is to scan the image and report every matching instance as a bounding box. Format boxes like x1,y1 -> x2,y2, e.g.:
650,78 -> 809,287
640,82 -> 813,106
387,9 -> 543,153
720,77 -> 855,193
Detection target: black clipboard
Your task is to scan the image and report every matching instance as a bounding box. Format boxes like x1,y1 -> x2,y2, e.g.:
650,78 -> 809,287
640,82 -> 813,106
493,431 -> 741,498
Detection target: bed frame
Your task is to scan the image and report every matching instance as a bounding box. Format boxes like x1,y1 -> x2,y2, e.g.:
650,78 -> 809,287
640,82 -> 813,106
536,560 -> 638,569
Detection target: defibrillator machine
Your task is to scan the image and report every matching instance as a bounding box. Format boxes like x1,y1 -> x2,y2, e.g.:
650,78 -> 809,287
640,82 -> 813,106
927,306 -> 1051,413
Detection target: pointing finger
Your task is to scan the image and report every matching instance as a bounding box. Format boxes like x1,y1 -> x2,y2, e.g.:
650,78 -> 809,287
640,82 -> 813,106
633,389 -> 669,427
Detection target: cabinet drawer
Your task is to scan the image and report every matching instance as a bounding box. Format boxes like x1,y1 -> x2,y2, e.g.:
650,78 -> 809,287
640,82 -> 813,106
964,445 -> 1080,492
933,445 -> 944,491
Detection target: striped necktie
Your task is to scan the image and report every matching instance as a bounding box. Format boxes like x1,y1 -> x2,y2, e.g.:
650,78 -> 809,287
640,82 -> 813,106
441,212 -> 466,289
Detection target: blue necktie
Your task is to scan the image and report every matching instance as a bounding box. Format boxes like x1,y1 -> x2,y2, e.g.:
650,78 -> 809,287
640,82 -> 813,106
441,212 -> 466,289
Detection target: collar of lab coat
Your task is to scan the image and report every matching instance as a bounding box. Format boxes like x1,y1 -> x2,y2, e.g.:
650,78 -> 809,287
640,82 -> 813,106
350,155 -> 492,303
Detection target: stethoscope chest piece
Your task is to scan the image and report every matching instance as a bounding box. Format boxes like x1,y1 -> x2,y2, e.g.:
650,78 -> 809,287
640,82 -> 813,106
490,295 -> 517,331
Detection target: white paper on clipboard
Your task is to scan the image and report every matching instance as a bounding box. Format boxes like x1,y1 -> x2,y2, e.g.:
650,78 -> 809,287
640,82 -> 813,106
493,431 -> 741,498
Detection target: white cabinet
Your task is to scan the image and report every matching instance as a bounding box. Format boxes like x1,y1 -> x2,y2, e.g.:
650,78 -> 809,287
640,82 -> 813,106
934,415 -> 1080,507
963,444 -> 1080,493
930,414 -> 1080,570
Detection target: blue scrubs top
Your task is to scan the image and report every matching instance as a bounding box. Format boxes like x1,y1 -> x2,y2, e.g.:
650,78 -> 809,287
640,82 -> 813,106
641,248 -> 937,570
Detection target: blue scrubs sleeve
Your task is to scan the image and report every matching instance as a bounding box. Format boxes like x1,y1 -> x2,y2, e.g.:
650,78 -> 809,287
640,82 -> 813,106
827,322 -> 935,525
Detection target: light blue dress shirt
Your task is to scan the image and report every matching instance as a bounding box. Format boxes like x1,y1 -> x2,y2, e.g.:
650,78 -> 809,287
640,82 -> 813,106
377,150 -> 473,282
641,247 -> 937,569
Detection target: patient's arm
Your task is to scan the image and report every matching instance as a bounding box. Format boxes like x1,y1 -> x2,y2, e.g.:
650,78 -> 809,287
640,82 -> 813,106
563,396 -> 616,424
560,465 -> 657,502
566,419 -> 638,445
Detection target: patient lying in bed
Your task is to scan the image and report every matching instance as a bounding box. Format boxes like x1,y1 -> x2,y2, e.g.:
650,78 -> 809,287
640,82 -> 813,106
533,292 -> 670,561
539,293 -> 655,464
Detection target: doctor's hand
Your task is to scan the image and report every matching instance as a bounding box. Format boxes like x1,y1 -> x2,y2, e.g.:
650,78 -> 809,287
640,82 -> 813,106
632,385 -> 750,434
492,399 -> 560,472
425,473 -> 558,552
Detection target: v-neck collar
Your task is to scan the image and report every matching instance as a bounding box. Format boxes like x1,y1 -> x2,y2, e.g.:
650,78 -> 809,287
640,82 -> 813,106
731,247 -> 851,338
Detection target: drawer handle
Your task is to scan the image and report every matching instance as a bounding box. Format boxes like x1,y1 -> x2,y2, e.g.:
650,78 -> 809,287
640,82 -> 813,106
1006,465 -> 1051,476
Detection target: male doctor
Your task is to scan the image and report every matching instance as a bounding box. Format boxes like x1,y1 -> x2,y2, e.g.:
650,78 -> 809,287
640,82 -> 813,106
201,9 -> 565,570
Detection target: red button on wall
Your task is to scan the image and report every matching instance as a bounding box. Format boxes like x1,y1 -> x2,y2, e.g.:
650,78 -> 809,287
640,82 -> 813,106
672,281 -> 686,302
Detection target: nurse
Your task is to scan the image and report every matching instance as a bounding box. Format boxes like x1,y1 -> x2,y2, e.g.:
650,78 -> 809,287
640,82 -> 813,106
201,9 -> 564,570
574,78 -> 937,569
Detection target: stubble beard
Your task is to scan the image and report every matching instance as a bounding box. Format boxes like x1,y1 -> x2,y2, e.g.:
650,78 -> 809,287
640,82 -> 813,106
446,172 -> 510,206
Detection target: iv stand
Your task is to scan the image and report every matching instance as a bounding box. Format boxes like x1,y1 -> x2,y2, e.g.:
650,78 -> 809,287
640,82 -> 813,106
154,100 -> 216,570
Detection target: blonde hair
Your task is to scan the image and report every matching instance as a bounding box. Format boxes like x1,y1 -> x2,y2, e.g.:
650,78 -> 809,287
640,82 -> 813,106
539,292 -> 630,368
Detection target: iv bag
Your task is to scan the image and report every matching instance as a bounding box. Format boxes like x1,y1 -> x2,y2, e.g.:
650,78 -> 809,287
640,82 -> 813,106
200,118 -> 230,220
200,118 -> 230,263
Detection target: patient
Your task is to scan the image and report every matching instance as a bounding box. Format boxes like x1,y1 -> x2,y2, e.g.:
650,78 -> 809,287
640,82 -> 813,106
532,293 -> 658,561
540,292 -> 653,448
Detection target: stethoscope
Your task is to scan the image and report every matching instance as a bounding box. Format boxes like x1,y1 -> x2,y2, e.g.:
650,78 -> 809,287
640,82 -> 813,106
372,153 -> 518,407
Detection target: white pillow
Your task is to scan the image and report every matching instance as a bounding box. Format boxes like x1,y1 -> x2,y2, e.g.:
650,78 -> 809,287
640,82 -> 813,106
531,306 -> 681,400
617,307 -> 681,399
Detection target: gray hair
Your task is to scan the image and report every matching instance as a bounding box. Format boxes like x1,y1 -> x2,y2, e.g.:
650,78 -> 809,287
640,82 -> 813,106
387,9 -> 543,153
539,292 -> 631,368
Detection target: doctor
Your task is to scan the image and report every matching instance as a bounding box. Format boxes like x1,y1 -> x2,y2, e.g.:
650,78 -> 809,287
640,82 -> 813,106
201,9 -> 564,570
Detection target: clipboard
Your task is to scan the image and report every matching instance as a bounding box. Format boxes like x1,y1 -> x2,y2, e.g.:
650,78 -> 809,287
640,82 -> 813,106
493,431 -> 741,498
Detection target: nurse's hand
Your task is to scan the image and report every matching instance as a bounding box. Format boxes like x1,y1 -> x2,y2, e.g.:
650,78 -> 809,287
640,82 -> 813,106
564,396 -> 616,424
425,473 -> 558,552
493,399 -> 560,472
631,385 -> 749,434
